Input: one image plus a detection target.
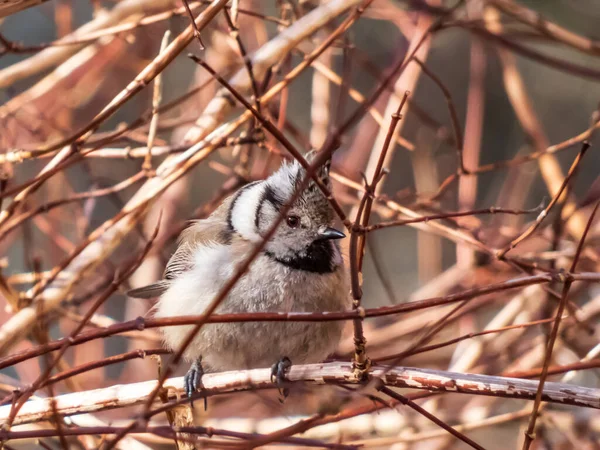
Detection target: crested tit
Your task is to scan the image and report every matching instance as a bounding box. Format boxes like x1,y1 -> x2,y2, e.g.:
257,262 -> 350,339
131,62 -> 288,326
129,153 -> 349,399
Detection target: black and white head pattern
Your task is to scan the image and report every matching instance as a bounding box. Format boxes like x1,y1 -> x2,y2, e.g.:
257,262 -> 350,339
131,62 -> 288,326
227,153 -> 341,273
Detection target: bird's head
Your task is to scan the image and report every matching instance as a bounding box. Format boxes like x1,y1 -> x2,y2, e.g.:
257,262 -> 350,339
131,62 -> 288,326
229,152 -> 345,273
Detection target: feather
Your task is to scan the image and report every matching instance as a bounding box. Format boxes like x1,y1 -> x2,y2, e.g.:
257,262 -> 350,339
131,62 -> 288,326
128,197 -> 235,299
164,241 -> 196,280
127,281 -> 170,299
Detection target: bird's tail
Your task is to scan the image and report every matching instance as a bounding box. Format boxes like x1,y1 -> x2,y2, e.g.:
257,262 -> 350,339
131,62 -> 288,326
127,281 -> 169,299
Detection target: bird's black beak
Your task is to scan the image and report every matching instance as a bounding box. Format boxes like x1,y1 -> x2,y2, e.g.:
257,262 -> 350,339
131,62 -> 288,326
316,227 -> 346,241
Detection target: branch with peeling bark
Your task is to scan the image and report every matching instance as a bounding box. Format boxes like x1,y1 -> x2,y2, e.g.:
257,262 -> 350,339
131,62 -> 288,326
2,1 -> 600,448
2,362 -> 598,427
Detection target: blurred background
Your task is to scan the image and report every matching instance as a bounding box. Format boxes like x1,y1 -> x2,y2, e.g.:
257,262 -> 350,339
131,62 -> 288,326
0,0 -> 600,448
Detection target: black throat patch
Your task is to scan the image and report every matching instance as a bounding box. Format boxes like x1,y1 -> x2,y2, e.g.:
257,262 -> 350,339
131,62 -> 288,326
265,240 -> 337,274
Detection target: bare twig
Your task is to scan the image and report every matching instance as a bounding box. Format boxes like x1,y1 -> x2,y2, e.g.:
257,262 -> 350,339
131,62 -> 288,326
522,200 -> 600,449
378,385 -> 486,450
497,142 -> 589,259
143,30 -> 171,173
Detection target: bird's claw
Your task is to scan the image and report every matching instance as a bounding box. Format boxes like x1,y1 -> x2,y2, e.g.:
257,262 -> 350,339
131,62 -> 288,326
184,360 -> 207,410
271,356 -> 292,401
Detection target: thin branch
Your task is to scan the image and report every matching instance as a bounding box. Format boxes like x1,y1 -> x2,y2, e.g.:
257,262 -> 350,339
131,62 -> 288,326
349,92 -> 410,378
3,214 -> 161,429
522,200 -> 600,450
413,57 -> 466,173
364,204 -> 543,232
143,30 -> 171,173
223,8 -> 262,115
0,273 -> 557,371
181,0 -> 206,49
489,0 -> 600,56
378,385 -> 486,450
11,0 -> 228,159
497,141 -> 590,259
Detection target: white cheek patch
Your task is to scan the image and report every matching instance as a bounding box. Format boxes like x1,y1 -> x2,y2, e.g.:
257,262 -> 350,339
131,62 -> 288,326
231,184 -> 264,242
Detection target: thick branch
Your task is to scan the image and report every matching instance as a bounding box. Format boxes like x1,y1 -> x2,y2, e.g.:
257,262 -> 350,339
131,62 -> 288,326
2,363 -> 599,426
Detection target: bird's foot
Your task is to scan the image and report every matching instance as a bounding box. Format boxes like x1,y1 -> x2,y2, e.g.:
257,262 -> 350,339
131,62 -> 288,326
270,356 -> 292,401
184,359 -> 207,410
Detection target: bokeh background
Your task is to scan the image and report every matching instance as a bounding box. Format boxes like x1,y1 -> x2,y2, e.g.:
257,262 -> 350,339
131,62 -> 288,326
1,0 -> 600,448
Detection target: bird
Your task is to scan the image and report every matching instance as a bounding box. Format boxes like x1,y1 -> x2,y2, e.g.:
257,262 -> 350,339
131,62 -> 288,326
128,152 -> 349,401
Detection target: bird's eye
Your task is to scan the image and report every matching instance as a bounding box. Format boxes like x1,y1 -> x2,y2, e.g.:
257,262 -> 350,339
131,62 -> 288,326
286,215 -> 300,228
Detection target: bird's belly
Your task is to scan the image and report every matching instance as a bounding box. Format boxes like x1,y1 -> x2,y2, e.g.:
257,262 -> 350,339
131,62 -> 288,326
156,253 -> 349,370
199,320 -> 344,371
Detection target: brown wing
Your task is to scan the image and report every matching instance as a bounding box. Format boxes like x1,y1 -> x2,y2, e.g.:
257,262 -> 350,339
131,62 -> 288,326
127,198 -> 234,299
127,239 -> 198,299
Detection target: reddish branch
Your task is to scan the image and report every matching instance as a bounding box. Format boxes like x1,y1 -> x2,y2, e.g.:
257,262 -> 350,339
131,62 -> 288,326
522,201 -> 600,450
0,1 -> 599,448
0,273 -> 556,371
